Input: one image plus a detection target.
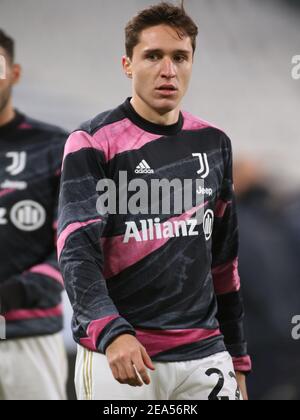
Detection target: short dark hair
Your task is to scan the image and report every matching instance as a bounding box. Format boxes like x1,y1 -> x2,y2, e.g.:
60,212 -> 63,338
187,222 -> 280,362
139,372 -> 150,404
0,29 -> 15,63
125,1 -> 198,60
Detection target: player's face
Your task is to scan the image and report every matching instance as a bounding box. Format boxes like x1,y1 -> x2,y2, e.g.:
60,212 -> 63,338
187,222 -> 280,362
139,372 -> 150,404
126,24 -> 194,114
0,47 -> 20,114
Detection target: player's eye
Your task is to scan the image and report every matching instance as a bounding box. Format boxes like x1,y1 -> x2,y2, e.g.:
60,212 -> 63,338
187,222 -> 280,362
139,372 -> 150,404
146,54 -> 160,61
174,55 -> 186,63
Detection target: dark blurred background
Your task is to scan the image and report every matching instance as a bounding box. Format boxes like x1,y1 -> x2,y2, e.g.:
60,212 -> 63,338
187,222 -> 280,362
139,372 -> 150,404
1,0 -> 300,400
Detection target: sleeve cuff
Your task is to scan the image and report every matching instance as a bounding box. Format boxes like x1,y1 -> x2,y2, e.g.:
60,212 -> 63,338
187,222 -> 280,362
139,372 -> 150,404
232,355 -> 252,373
97,317 -> 136,354
0,281 -> 27,314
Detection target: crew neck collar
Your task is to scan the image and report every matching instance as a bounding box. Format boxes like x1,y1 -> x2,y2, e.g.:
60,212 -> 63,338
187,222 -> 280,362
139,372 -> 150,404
122,97 -> 184,136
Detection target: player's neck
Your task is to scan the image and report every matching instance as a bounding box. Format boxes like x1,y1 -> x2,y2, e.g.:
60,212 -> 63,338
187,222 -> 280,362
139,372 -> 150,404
130,95 -> 181,126
0,100 -> 15,127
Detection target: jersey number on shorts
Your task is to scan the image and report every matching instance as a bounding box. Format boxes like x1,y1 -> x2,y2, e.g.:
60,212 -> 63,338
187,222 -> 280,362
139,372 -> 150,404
205,368 -> 241,401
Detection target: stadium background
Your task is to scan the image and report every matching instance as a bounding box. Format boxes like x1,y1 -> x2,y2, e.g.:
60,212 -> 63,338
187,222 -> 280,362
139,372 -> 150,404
1,0 -> 300,400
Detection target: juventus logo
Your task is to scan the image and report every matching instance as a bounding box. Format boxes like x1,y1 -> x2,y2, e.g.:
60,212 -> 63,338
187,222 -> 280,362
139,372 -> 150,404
6,152 -> 27,176
192,153 -> 210,179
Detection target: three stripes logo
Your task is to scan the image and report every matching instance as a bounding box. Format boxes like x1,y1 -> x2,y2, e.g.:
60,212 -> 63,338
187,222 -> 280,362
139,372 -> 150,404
135,160 -> 154,175
192,153 -> 210,179
6,152 -> 27,176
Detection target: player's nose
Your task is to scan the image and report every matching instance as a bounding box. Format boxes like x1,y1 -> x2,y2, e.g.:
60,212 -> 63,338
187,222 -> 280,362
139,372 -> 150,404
160,57 -> 177,78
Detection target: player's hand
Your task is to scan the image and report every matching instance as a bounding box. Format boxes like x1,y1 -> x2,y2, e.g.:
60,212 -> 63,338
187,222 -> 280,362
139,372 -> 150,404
105,334 -> 155,387
235,372 -> 248,400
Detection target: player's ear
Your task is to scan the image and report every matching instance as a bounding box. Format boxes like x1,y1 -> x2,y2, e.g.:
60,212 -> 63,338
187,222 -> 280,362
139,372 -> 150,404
12,63 -> 21,85
122,56 -> 133,79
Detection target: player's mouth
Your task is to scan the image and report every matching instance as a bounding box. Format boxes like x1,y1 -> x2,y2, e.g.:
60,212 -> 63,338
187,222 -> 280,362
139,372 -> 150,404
155,84 -> 178,96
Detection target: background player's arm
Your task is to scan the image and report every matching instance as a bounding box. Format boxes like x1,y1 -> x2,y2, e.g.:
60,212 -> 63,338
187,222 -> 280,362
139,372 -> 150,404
0,165 -> 64,315
212,134 -> 251,398
58,131 -> 154,387
0,249 -> 63,315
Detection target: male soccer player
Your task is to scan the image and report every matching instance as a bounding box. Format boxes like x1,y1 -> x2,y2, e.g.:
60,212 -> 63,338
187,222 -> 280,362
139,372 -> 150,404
58,2 -> 251,400
0,30 -> 68,400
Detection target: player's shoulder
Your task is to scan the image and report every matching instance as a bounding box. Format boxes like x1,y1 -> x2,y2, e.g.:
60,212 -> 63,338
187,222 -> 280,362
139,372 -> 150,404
24,115 -> 67,137
20,114 -> 68,150
182,110 -> 233,149
182,110 -> 226,136
76,104 -> 125,137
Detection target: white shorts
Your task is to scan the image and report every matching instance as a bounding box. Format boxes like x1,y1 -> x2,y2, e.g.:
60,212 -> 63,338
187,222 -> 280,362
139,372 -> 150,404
75,346 -> 242,401
0,333 -> 68,400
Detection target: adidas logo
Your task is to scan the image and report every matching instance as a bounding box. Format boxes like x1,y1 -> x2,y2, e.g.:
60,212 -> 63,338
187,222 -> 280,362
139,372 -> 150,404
135,160 -> 154,175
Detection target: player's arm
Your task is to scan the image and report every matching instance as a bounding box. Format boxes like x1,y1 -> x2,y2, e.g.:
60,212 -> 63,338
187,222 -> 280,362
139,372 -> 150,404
58,130 -> 154,387
0,249 -> 64,315
211,134 -> 251,399
0,162 -> 65,315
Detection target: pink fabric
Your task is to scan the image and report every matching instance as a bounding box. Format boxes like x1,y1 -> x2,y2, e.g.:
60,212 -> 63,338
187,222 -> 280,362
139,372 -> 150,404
4,304 -> 63,321
57,218 -> 102,259
79,337 -> 97,351
0,189 -> 15,198
182,111 -> 220,131
18,123 -> 32,130
97,112 -> 218,162
136,327 -> 221,357
63,121 -> 156,165
215,199 -> 232,218
29,264 -> 64,286
62,111 -> 219,166
212,258 -> 241,295
62,131 -> 106,166
93,118 -> 160,162
79,315 -> 120,350
232,355 -> 252,373
102,202 -> 208,279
